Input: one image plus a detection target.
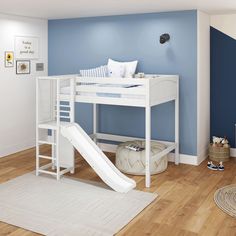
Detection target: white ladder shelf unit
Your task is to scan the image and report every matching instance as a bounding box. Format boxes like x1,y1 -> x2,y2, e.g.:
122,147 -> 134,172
36,76 -> 75,180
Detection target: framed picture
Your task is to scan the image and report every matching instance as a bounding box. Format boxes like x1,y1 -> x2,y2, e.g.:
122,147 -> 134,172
15,36 -> 39,59
16,60 -> 30,74
5,51 -> 14,67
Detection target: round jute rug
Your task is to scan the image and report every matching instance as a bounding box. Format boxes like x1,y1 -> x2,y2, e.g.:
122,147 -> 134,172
214,184 -> 236,218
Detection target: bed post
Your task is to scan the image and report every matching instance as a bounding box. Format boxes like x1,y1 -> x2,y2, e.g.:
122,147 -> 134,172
93,104 -> 98,144
56,79 -> 60,180
145,80 -> 151,188
70,77 -> 75,174
175,77 -> 180,165
36,78 -> 39,176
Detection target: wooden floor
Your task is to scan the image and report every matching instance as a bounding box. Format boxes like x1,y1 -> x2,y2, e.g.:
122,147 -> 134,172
0,147 -> 236,236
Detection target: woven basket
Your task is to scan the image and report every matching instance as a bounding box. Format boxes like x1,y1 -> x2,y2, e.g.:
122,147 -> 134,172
209,144 -> 230,162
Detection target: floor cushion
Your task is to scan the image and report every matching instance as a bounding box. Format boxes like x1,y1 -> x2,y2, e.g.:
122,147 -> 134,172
116,140 -> 168,175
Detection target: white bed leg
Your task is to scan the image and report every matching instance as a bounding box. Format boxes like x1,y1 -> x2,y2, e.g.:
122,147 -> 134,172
175,79 -> 180,165
93,103 -> 97,144
51,130 -> 56,170
70,78 -> 75,174
36,78 -> 39,176
56,80 -> 60,181
145,106 -> 151,188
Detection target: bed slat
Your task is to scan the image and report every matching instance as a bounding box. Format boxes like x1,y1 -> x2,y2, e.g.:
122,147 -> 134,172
76,85 -> 146,95
76,76 -> 147,85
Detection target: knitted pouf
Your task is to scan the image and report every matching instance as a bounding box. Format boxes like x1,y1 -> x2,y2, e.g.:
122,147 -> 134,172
116,140 -> 168,175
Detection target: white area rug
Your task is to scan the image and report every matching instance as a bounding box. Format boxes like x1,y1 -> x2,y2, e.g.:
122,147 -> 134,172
0,173 -> 157,236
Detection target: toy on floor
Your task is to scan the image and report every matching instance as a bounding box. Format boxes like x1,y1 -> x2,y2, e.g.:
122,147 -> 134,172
207,161 -> 224,171
221,138 -> 229,148
212,136 -> 229,148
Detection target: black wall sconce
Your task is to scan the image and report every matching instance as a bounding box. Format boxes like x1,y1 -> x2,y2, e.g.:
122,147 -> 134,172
160,33 -> 170,44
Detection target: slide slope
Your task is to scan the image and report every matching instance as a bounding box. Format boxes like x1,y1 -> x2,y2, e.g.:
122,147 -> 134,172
61,123 -> 136,193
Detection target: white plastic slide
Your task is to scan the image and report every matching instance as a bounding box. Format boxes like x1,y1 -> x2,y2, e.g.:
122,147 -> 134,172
61,123 -> 136,193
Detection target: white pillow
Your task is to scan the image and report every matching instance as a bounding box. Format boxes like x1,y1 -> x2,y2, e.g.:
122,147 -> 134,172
108,59 -> 138,78
107,59 -> 126,78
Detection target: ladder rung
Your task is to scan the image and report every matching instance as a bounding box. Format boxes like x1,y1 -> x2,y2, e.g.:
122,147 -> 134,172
38,141 -> 56,145
38,155 -> 55,160
58,116 -> 70,119
38,169 -> 57,176
60,167 -> 73,175
54,110 -> 70,114
40,163 -> 53,170
54,105 -> 70,108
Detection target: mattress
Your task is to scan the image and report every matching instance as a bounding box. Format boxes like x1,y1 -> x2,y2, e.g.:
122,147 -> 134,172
60,84 -> 145,99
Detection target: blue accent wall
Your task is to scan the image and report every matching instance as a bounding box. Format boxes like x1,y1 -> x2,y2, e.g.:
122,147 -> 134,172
210,27 -> 236,147
48,10 -> 197,155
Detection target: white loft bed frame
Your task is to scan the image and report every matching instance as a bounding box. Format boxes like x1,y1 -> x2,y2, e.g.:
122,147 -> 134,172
36,74 -> 179,188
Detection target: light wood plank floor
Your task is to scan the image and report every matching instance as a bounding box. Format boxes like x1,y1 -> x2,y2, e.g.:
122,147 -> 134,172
0,146 -> 236,236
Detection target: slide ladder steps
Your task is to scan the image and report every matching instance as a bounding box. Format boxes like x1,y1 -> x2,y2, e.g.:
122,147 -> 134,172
37,81 -> 74,179
38,140 -> 56,145
38,155 -> 56,161
55,116 -> 71,120
38,169 -> 57,176
54,101 -> 72,121
54,105 -> 71,109
54,111 -> 70,115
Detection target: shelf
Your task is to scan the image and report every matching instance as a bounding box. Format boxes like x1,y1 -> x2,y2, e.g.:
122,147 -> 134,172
38,121 -> 69,130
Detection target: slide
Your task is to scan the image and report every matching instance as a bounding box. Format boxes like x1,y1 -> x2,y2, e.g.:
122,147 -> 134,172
61,123 -> 136,193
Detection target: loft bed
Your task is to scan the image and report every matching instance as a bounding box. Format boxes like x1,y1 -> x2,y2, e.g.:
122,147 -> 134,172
36,74 -> 179,188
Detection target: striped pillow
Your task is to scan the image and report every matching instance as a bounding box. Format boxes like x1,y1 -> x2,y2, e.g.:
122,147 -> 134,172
80,65 -> 108,77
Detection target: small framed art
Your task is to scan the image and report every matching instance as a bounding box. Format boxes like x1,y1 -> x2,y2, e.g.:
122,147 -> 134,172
15,36 -> 39,59
16,60 -> 30,74
5,51 -> 14,67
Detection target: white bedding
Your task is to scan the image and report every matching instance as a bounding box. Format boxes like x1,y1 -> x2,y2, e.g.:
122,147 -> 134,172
60,84 -> 145,99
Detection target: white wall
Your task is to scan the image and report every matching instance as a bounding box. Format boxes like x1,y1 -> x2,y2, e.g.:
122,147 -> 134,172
211,14 -> 236,40
197,11 -> 210,164
0,14 -> 48,157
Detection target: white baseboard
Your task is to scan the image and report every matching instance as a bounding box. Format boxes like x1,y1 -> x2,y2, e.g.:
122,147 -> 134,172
230,148 -> 236,157
98,142 -> 199,166
197,147 -> 208,165
168,153 -> 199,165
0,139 -> 36,158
